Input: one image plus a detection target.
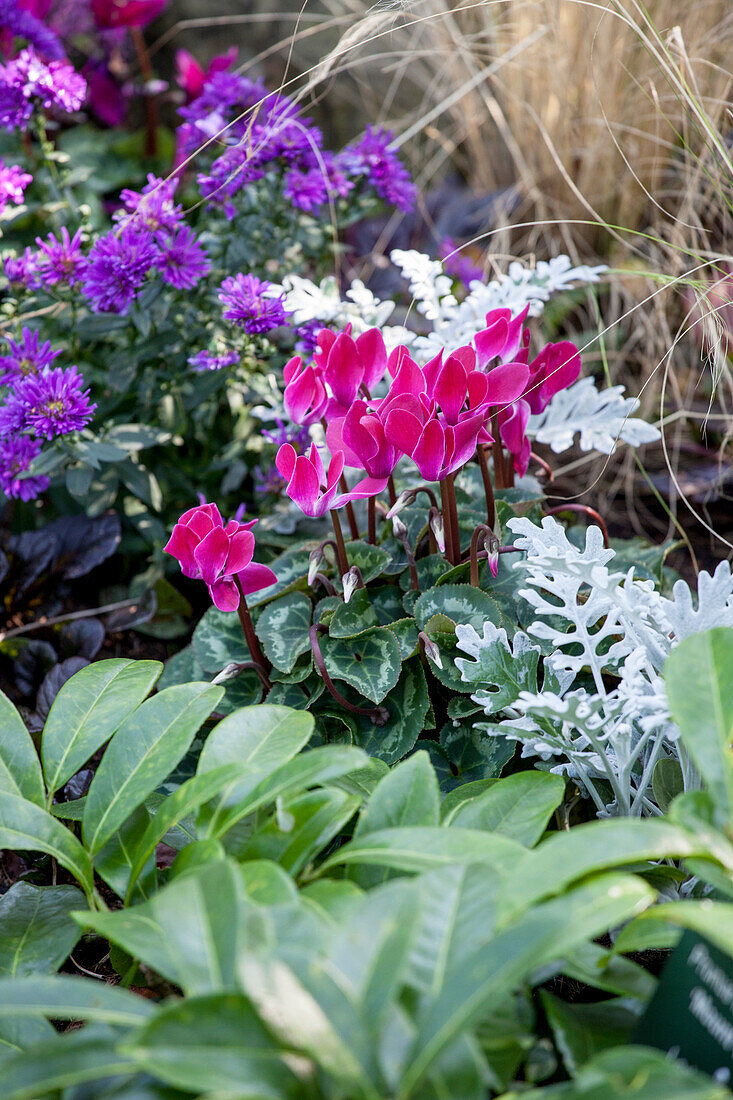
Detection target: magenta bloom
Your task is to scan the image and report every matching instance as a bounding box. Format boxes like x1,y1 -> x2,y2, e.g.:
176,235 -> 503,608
321,328 -> 388,412
15,365 -> 96,439
283,354 -> 328,426
0,327 -> 60,383
175,48 -> 237,104
475,306 -> 530,369
276,441 -> 385,518
35,226 -> 87,286
326,399 -> 399,481
0,160 -> 32,214
92,0 -> 168,29
218,274 -> 289,335
164,502 -> 276,612
524,340 -> 581,414
497,400 -> 531,478
0,435 -> 49,501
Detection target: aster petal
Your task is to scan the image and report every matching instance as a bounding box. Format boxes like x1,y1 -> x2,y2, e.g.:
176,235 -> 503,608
237,561 -> 277,595
194,525 -> 230,586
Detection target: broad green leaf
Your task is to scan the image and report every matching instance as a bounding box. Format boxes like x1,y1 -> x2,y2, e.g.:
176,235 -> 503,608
0,1016 -> 55,1057
559,941 -> 656,1001
125,764 -> 251,902
239,860 -> 299,905
440,779 -> 496,821
301,880 -> 364,924
82,682 -> 222,854
42,659 -> 162,798
0,693 -> 44,806
94,805 -> 154,901
321,627 -> 401,704
122,993 -> 300,1097
255,593 -> 312,672
540,991 -> 642,1076
249,546 -> 313,606
203,745 -> 369,840
400,874 -> 654,1095
318,826 -> 525,877
329,588 -> 379,638
168,838 -> 226,883
0,975 -> 156,1022
0,793 -> 93,898
197,705 -> 314,780
237,789 -> 360,875
355,751 -> 440,837
497,818 -> 722,922
343,540 -> 392,584
447,771 -> 565,846
355,658 -> 431,764
0,1029 -> 137,1100
665,628 -> 733,825
78,860 -> 273,994
193,606 -> 250,671
0,883 -> 84,977
652,756 -> 684,813
618,900 -> 733,961
414,584 -> 504,633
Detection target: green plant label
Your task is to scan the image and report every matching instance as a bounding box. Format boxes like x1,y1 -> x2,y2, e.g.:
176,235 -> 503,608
635,931 -> 733,1086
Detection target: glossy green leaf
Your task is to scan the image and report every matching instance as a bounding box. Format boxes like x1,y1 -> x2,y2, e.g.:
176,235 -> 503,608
447,771 -> 565,846
355,751 -> 440,837
255,593 -> 312,672
0,692 -> 44,806
343,540 -> 392,584
198,704 -> 314,780
94,805 -> 154,901
0,792 -> 93,898
203,745 -> 369,840
320,626 -> 401,704
665,628 -> 733,825
78,859 -> 275,994
82,682 -> 222,854
318,826 -> 525,877
541,991 -> 642,1076
618,900 -> 733,960
238,789 -> 360,875
0,975 -> 156,1023
400,874 -> 654,1095
652,756 -> 685,813
414,584 -> 504,633
0,1016 -> 55,1057
42,659 -> 162,798
122,993 -> 300,1097
0,883 -> 84,976
125,764 -> 251,902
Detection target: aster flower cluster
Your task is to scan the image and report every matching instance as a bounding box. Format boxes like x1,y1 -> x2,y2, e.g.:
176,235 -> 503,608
177,69 -> 415,219
217,273 -> 289,336
0,158 -> 31,216
0,0 -> 64,61
0,46 -> 86,132
0,327 -> 95,500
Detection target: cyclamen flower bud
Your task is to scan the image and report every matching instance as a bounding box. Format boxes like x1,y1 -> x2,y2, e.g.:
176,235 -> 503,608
308,547 -> 325,586
342,567 -> 359,604
386,489 -> 414,519
429,511 -> 446,554
391,514 -> 408,540
487,534 -> 500,578
419,632 -> 443,669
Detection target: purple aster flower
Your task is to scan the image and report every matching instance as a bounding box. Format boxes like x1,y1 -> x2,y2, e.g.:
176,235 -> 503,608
35,226 -> 87,286
0,159 -> 32,214
188,348 -> 239,372
0,394 -> 27,436
0,435 -> 49,501
0,47 -> 86,130
13,365 -> 96,440
116,174 -> 183,233
340,126 -> 416,212
0,74 -> 32,130
82,223 -> 158,313
294,319 -> 322,356
440,237 -> 485,285
3,245 -> 39,286
218,273 -> 289,335
0,327 -> 61,383
283,166 -> 328,213
157,224 -> 210,290
0,0 -> 64,60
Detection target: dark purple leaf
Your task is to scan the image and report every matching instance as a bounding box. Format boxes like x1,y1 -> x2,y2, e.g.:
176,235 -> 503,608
13,640 -> 58,698
36,657 -> 89,722
59,618 -> 105,660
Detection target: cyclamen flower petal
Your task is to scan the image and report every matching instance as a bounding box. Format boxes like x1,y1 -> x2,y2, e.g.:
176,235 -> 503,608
524,340 -> 581,414
92,0 -> 168,29
164,502 -> 274,610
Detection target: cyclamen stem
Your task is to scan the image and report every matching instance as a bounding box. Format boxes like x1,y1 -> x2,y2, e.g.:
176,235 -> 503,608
440,473 -> 461,566
130,27 -> 159,159
469,525 -> 494,587
491,413 -> 507,490
368,497 -> 376,544
338,476 -> 360,540
329,509 -> 350,576
310,625 -> 389,724
234,578 -> 271,688
387,476 -> 397,506
476,445 -> 496,530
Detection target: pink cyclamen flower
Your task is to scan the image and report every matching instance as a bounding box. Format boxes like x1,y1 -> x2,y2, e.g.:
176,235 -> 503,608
175,47 -> 237,103
497,400 -> 531,478
326,398 -> 399,480
92,0 -> 168,28
276,442 -> 387,518
283,354 -> 328,426
164,502 -> 276,612
523,340 -> 581,414
320,327 -> 388,412
475,305 -> 530,369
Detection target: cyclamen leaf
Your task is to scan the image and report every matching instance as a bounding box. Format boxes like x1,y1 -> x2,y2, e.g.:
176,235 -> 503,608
42,658 -> 162,798
320,627 -> 401,704
255,592 -> 312,672
0,692 -> 44,806
82,682 -> 223,855
454,622 -> 540,714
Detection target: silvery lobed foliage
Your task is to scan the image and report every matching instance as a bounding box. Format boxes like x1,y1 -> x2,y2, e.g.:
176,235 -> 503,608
455,516 -> 733,816
267,273 -> 411,350
527,376 -> 661,454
